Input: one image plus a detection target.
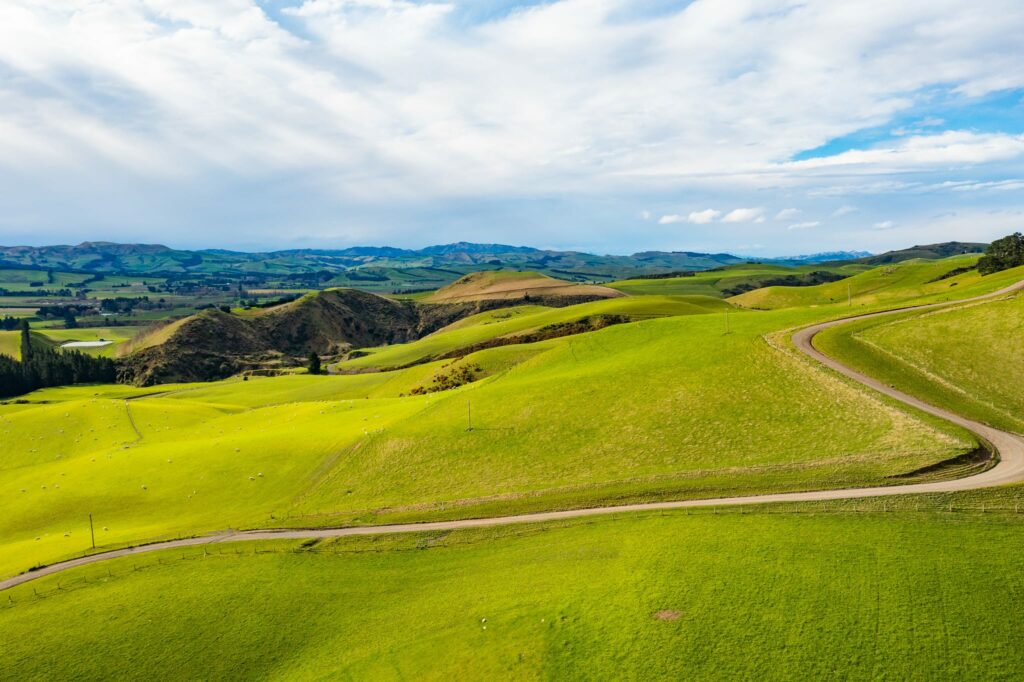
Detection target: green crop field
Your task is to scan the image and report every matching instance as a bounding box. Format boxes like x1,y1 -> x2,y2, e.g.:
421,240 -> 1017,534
4,509 -> 1024,680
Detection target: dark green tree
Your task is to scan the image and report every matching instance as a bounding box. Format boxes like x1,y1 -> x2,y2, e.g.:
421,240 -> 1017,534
978,232 -> 1024,275
19,319 -> 32,362
308,351 -> 322,375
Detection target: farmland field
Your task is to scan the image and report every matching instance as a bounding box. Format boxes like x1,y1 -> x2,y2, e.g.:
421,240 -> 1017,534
4,509 -> 1024,679
9,257 -> 1023,579
2,251 -> 1023,680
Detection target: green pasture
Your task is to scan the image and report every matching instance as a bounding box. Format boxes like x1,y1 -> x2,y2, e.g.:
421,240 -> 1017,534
35,326 -> 142,357
4,509 -> 1024,680
0,331 -> 55,360
606,263 -> 866,297
817,289 -> 1024,434
1,252 -> 1022,591
0,269 -> 90,290
337,295 -> 731,370
732,256 -> 1024,310
0,298 -> 978,578
0,327 -> 140,359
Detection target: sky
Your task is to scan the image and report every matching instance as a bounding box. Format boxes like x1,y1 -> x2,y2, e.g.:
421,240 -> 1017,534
1,0 -> 1023,256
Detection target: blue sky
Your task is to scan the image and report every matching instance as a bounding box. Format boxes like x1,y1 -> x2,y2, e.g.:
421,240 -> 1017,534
0,0 -> 1023,256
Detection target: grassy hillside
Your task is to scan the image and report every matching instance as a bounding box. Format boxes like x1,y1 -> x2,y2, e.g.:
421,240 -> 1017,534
337,295 -> 730,370
853,241 -> 986,265
607,263 -> 865,297
816,290 -> 1024,434
0,330 -> 54,360
3,245 -> 1024,679
427,270 -> 622,303
0,295 -> 980,578
4,509 -> 1024,679
731,256 -> 1024,310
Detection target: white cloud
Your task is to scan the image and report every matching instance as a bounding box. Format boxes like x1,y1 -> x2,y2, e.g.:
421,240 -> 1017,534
688,209 -> 722,224
722,208 -> 764,223
775,208 -> 801,220
660,209 -> 723,224
941,179 -> 1024,192
788,131 -> 1024,172
873,220 -> 896,230
1,0 -> 1024,246
787,221 -> 821,231
832,206 -> 858,217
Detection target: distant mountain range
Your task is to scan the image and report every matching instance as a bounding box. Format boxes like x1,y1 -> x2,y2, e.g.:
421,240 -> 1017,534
0,241 -> 988,292
781,250 -> 873,262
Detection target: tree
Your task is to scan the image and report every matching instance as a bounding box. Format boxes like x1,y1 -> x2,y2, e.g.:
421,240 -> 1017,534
19,320 -> 32,362
308,351 -> 322,375
978,232 -> 1024,275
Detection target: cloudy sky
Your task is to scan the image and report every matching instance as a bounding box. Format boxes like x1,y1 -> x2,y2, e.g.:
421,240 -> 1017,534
1,0 -> 1023,255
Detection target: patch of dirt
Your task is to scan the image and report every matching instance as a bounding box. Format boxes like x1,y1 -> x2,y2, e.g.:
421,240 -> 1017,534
653,609 -> 681,621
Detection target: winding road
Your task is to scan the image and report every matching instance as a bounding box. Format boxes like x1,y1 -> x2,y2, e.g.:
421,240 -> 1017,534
4,279 -> 1024,592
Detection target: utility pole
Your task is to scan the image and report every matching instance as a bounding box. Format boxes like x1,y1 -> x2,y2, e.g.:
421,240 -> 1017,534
467,400 -> 473,432
848,283 -> 852,306
89,513 -> 95,550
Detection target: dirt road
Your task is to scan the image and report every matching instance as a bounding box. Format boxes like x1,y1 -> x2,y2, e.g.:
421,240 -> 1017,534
4,279 -> 1023,592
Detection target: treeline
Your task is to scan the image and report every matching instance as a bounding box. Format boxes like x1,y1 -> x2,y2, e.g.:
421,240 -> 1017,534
978,232 -> 1024,275
0,322 -> 117,399
631,270 -> 698,280
721,271 -> 846,297
0,288 -> 74,297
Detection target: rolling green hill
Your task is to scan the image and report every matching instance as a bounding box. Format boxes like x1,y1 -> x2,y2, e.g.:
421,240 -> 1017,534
336,295 -> 729,370
607,263 -> 865,297
816,288 -> 1024,434
3,239 -> 1024,681
730,256 -> 1023,310
851,241 -> 986,265
0,290 -> 981,579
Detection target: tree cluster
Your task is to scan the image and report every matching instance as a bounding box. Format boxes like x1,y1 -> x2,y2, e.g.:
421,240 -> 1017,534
0,322 -> 117,399
977,232 -> 1024,275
